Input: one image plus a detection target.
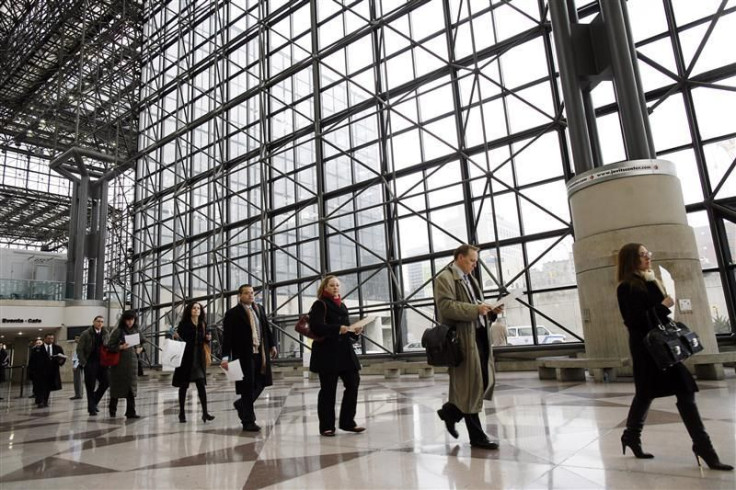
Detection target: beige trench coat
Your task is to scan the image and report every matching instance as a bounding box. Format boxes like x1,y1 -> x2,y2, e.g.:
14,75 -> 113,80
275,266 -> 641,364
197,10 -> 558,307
434,265 -> 495,414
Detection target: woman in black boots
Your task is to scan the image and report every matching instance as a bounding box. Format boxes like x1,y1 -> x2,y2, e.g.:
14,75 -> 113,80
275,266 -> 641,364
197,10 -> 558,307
616,243 -> 732,471
172,302 -> 214,423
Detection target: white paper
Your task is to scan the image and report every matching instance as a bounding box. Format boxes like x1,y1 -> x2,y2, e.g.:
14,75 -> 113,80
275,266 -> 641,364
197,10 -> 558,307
484,288 -> 523,309
350,316 -> 374,332
161,338 -> 186,371
53,353 -> 68,359
125,333 -> 141,347
659,265 -> 676,314
221,359 -> 244,382
659,265 -> 675,300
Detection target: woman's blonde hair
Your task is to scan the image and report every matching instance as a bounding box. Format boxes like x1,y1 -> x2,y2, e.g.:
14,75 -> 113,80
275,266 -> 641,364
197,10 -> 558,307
317,275 -> 339,297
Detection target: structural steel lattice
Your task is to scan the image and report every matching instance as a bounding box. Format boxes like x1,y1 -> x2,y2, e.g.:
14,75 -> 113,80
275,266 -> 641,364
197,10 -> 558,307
1,1 -> 734,359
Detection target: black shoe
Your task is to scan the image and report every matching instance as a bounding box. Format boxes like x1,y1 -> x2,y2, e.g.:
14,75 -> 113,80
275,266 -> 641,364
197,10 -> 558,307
242,422 -> 261,432
126,414 -> 140,419
693,444 -> 734,471
233,398 -> 242,412
339,426 -> 365,433
89,411 -> 97,416
621,431 -> 654,459
470,439 -> 499,450
110,411 -> 117,417
202,413 -> 215,422
93,407 -> 100,413
70,396 -> 82,400
437,409 -> 459,439
179,413 -> 186,423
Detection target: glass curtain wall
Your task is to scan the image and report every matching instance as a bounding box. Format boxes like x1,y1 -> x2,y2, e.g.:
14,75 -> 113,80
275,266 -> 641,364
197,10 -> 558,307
133,0 -> 735,360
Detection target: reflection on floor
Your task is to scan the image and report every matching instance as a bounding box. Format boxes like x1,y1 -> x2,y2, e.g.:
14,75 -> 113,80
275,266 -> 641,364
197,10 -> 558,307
1,370 -> 734,489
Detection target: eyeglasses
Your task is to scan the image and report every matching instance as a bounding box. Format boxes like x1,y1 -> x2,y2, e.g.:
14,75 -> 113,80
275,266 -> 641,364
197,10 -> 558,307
639,251 -> 653,259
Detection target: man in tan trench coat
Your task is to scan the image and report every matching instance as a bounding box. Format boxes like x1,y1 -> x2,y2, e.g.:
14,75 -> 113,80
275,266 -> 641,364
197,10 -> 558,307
434,244 -> 502,449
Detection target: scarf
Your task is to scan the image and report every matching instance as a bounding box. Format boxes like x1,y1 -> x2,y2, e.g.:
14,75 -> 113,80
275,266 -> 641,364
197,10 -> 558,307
322,292 -> 342,307
637,269 -> 667,296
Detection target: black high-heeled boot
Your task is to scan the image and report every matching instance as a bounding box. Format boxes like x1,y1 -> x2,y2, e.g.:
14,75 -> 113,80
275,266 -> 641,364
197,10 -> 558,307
197,382 -> 214,422
178,387 -> 187,423
621,429 -> 654,459
677,400 -> 733,471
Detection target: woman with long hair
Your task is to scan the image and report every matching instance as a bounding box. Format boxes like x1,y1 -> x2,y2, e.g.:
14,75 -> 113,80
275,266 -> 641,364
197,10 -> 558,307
308,275 -> 365,437
107,310 -> 143,418
172,302 -> 214,423
616,243 -> 731,471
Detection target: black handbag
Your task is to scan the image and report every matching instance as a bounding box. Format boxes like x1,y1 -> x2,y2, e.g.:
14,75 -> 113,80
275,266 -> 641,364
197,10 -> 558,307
644,311 -> 699,371
674,321 -> 704,356
421,324 -> 463,367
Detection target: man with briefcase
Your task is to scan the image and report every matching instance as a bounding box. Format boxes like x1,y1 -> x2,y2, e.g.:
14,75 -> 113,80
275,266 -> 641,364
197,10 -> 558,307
433,244 -> 503,450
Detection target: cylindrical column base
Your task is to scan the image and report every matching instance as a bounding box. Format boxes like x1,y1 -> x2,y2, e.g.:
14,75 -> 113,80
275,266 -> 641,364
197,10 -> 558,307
568,160 -> 718,375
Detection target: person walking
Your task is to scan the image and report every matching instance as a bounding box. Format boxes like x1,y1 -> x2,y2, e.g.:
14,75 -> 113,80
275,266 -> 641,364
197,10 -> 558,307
222,284 -> 277,432
172,302 -> 214,423
308,275 -> 365,437
434,244 -> 503,449
616,243 -> 732,471
106,310 -> 144,419
77,315 -> 110,416
28,333 -> 66,408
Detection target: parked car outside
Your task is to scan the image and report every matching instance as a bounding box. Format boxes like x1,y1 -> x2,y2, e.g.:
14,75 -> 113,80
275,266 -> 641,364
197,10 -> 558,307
506,325 -> 565,345
403,341 -> 424,352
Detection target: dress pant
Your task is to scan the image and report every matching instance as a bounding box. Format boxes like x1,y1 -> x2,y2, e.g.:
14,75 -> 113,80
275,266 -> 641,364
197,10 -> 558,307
84,361 -> 109,413
35,384 -> 51,406
73,367 -> 83,397
317,370 -> 360,432
237,356 -> 265,424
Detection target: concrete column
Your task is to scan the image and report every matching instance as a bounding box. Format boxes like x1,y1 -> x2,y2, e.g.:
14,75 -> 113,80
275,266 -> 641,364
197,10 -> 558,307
568,160 -> 718,375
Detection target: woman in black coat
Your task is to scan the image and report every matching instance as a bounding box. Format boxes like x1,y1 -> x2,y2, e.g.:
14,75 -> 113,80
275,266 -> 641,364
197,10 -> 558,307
172,302 -> 214,423
308,275 -> 365,437
616,243 -> 731,471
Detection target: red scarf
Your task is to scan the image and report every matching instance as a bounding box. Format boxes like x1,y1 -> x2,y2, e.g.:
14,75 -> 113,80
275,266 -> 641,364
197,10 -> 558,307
322,292 -> 342,307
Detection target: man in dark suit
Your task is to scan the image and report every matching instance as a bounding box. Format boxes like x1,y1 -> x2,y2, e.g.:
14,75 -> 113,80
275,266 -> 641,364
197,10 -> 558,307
221,284 -> 278,431
28,333 -> 66,408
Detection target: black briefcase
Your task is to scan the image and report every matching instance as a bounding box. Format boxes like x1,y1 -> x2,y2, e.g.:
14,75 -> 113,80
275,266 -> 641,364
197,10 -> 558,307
421,324 -> 463,367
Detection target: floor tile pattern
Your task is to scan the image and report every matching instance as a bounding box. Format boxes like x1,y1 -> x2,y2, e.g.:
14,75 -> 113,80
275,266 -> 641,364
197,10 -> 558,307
1,371 -> 734,489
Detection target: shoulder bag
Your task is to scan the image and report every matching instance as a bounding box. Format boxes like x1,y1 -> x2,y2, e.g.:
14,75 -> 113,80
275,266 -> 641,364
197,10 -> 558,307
100,345 -> 120,367
421,323 -> 463,367
295,300 -> 327,341
643,310 -> 701,371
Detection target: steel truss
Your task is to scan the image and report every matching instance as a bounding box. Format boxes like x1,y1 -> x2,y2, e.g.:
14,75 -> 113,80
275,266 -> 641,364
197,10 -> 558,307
130,1 -> 736,360
0,0 -> 141,304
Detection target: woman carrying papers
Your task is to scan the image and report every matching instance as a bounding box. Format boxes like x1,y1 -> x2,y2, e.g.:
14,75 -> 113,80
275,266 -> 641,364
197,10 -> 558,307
308,275 -> 366,437
107,310 -> 144,419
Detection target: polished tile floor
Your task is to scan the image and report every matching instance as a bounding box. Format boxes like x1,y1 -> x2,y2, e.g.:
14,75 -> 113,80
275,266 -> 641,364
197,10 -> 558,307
1,370 -> 734,489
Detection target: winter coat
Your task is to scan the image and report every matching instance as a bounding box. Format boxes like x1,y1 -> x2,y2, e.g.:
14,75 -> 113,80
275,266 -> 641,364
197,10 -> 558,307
172,318 -> 209,387
617,278 -> 697,399
222,302 -> 275,395
308,298 -> 361,374
106,326 -> 141,398
77,326 -> 110,367
434,265 -> 496,414
28,343 -> 66,392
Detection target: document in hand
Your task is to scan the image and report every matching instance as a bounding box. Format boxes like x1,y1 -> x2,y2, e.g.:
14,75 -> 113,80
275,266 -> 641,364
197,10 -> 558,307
125,333 -> 141,347
350,316 -> 374,332
484,288 -> 523,309
221,359 -> 244,382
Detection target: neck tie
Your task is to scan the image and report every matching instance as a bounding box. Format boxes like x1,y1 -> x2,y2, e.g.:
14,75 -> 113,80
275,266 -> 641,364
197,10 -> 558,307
247,306 -> 260,352
47,345 -> 52,357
